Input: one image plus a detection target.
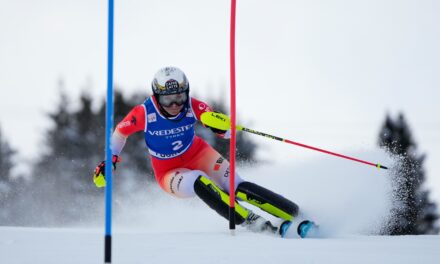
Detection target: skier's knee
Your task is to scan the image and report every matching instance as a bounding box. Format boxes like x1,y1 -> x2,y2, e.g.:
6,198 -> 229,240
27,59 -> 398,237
236,181 -> 299,220
208,164 -> 244,193
163,169 -> 207,198
194,175 -> 248,225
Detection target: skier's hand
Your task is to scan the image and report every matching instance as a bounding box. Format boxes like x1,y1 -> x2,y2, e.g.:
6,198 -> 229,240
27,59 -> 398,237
93,155 -> 121,188
209,127 -> 231,139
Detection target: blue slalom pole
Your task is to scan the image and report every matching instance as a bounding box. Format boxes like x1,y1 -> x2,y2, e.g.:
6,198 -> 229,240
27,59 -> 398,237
229,0 -> 237,233
104,0 -> 114,263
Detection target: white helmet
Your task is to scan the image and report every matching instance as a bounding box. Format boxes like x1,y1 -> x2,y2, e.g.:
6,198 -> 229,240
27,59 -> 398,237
151,66 -> 189,96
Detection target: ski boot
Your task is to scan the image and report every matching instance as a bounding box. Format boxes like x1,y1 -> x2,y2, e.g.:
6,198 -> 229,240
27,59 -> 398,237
242,212 -> 278,234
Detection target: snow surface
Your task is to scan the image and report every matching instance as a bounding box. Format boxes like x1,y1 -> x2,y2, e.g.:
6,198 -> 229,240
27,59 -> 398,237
1,227 -> 439,264
1,149 -> 439,263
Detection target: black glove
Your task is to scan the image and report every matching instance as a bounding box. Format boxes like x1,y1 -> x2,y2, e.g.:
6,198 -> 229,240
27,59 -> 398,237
209,127 -> 227,134
208,126 -> 231,139
93,155 -> 121,188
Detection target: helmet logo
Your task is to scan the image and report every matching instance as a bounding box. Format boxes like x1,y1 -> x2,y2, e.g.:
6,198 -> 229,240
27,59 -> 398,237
165,79 -> 180,92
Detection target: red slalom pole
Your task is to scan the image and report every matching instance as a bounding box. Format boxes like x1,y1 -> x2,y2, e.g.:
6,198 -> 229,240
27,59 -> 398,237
229,0 -> 237,233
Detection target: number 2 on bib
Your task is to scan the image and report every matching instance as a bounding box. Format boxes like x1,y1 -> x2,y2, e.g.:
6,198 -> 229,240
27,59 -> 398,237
172,140 -> 184,151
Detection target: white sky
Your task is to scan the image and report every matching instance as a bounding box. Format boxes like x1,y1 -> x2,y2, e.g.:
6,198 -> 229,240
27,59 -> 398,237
1,0 -> 439,203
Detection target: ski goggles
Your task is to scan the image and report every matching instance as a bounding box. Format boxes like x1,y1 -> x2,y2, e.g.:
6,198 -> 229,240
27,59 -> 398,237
158,92 -> 188,107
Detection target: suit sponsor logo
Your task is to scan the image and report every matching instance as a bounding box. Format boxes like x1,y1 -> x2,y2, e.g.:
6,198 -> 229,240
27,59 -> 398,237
148,124 -> 193,136
214,157 -> 224,171
117,120 -> 131,129
170,171 -> 184,194
148,143 -> 192,159
147,113 -> 157,123
223,167 -> 230,178
131,116 -> 137,125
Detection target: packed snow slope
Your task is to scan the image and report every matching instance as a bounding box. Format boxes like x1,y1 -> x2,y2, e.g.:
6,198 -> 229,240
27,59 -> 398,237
1,150 -> 439,263
0,227 -> 439,264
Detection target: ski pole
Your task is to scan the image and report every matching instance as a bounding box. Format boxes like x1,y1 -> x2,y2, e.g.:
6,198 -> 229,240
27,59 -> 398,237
201,112 -> 388,170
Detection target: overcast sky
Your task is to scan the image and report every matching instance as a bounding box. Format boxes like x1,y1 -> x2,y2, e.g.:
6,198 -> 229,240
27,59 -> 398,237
1,0 -> 439,203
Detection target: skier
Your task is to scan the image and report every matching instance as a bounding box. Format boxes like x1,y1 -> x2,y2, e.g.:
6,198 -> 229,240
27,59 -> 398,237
93,66 -> 315,238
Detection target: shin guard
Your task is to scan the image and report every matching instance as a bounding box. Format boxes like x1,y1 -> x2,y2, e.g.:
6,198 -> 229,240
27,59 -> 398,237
194,175 -> 249,225
236,182 -> 299,221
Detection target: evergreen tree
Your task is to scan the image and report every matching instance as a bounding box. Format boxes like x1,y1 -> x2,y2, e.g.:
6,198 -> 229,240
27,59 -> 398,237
21,86 -> 257,226
27,90 -> 89,225
23,88 -> 155,225
0,126 -> 16,223
0,126 -> 15,184
378,113 -> 439,235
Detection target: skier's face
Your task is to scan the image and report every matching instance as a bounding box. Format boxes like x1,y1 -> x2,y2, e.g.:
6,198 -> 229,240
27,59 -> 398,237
162,103 -> 184,116
159,92 -> 187,116
159,92 -> 187,107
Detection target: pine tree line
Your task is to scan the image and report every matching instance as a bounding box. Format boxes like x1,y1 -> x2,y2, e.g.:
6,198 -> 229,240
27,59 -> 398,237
0,87 -> 257,226
0,88 -> 438,233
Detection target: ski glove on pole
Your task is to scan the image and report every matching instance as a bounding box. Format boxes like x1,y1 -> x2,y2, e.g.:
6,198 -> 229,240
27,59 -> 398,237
209,127 -> 231,139
203,111 -> 231,139
93,155 -> 121,188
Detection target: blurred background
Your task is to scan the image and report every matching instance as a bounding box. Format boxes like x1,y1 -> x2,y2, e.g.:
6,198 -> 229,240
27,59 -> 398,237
0,0 -> 439,234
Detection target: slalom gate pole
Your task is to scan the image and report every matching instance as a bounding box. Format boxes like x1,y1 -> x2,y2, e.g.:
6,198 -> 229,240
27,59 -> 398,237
200,112 -> 389,170
229,0 -> 237,233
104,0 -> 115,263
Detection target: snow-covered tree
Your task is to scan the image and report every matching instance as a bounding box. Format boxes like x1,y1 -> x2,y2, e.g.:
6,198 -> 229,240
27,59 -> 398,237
0,126 -> 15,184
0,126 -> 16,220
378,113 -> 439,235
10,85 -> 258,226
23,89 -> 153,225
